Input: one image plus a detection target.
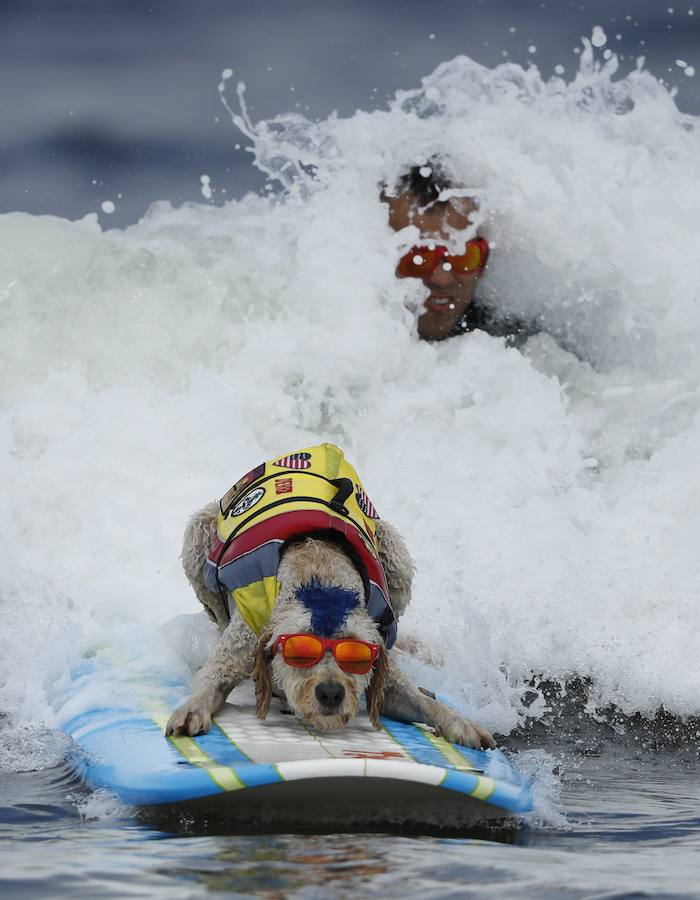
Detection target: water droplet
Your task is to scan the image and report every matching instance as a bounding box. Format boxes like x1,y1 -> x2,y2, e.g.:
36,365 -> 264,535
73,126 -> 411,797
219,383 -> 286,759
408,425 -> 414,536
200,174 -> 213,200
592,25 -> 607,47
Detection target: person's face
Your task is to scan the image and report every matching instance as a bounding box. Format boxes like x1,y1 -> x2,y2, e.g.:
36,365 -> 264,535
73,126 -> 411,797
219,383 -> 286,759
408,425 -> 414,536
386,190 -> 482,341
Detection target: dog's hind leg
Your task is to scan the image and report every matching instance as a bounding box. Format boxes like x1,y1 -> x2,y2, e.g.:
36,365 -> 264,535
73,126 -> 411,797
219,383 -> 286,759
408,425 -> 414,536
182,501 -> 229,631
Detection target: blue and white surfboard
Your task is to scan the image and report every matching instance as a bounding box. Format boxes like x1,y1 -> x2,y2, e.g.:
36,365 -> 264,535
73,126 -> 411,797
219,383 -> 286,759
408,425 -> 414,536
53,655 -> 534,831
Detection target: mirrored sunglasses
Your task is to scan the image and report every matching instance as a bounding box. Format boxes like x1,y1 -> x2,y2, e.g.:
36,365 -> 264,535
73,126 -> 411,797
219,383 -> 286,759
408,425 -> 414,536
272,633 -> 380,675
396,237 -> 489,278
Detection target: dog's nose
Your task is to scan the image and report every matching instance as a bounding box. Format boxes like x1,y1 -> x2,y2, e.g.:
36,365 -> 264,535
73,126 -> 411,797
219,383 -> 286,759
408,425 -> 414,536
315,680 -> 345,710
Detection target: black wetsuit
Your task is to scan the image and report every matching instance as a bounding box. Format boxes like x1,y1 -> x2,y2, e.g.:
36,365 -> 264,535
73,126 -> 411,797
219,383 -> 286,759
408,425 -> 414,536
448,299 -> 536,347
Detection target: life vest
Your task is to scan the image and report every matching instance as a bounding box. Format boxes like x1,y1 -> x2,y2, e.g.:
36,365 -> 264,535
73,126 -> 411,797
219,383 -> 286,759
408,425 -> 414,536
204,443 -> 397,648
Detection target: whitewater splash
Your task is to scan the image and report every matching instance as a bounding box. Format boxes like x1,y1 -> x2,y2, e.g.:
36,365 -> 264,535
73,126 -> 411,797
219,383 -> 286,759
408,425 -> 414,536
2,40 -> 700,752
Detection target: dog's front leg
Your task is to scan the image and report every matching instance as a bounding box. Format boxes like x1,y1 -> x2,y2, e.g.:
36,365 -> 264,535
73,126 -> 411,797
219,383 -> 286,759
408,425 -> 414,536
165,623 -> 254,737
380,659 -> 496,750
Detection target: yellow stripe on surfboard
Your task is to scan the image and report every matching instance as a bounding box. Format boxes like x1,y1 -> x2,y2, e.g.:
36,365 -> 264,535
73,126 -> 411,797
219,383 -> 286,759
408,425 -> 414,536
152,714 -> 244,793
97,656 -> 246,795
465,774 -> 496,801
418,726 -> 496,801
418,726 -> 477,770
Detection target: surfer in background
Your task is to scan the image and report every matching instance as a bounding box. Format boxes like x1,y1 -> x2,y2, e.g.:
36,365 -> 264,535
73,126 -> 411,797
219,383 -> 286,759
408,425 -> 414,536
383,163 -> 534,344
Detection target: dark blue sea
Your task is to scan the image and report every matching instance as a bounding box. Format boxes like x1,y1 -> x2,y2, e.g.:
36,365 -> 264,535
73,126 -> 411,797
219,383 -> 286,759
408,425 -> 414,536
3,735 -> 699,897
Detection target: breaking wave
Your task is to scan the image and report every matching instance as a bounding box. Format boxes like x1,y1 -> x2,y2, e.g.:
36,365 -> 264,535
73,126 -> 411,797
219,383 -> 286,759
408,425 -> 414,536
2,39 -> 700,765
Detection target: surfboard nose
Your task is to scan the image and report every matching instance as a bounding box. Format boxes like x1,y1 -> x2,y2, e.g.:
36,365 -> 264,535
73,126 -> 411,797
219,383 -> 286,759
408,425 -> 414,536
315,680 -> 346,711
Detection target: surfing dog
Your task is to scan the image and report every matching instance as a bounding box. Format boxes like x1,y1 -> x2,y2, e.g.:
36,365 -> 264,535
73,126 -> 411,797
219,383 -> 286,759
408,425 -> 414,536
166,446 -> 495,749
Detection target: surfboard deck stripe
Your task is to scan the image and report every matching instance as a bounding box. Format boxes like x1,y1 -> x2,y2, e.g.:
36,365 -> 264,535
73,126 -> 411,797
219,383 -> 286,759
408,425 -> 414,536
418,725 -> 479,771
380,717 -> 481,771
152,715 -> 245,793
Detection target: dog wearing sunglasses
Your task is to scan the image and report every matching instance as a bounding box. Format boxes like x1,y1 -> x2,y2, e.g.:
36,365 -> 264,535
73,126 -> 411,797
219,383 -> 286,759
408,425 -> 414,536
166,444 -> 495,750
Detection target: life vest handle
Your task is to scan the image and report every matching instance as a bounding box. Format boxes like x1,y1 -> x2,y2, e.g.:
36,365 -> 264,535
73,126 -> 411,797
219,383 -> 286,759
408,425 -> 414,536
328,477 -> 354,516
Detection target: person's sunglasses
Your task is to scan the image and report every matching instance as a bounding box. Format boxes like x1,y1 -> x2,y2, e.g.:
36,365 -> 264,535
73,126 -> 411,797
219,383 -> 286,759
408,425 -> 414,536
272,633 -> 380,675
396,237 -> 489,279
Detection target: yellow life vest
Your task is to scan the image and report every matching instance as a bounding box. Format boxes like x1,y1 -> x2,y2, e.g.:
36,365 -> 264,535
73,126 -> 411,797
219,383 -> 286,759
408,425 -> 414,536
204,443 -> 397,647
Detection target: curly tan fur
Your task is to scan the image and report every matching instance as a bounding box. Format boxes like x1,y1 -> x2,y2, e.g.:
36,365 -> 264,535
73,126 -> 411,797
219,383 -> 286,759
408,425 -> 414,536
375,520 -> 414,619
365,646 -> 390,731
181,502 -> 228,630
293,664 -> 360,731
252,629 -> 273,719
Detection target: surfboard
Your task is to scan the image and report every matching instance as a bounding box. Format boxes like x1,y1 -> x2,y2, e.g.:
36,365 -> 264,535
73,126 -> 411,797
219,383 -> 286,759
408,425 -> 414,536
53,655 -> 534,832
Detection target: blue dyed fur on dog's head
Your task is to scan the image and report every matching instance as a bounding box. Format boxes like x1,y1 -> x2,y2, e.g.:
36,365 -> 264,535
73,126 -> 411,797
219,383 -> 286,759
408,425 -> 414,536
295,578 -> 361,636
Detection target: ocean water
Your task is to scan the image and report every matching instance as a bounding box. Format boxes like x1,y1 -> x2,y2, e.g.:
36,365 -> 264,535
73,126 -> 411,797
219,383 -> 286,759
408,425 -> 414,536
2,43 -> 700,896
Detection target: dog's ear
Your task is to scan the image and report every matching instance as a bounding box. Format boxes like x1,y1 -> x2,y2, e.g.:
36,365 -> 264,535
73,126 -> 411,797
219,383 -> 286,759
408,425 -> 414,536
251,628 -> 273,720
365,645 -> 389,731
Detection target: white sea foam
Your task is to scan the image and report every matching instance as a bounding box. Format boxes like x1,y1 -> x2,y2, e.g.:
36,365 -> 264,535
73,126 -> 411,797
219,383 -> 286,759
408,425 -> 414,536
74,788 -> 133,821
2,44 -> 700,756
0,725 -> 73,773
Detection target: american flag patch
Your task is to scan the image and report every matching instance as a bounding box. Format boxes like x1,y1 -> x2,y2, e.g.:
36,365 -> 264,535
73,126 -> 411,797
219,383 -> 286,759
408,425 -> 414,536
273,452 -> 311,470
355,485 -> 379,519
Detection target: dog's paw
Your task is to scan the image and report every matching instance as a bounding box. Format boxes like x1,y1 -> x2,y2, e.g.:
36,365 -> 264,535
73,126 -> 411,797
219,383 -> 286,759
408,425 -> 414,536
165,700 -> 212,737
434,714 -> 496,750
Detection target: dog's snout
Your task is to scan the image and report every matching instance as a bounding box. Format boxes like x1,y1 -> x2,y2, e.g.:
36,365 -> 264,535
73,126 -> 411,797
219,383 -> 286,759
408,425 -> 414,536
315,680 -> 345,711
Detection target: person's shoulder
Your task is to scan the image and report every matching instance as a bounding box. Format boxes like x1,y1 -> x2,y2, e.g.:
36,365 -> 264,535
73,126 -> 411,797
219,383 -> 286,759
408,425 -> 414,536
467,301 -> 538,346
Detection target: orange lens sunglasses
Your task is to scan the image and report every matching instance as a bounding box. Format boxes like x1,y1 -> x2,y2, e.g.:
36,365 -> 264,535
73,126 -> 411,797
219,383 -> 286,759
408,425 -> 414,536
272,633 -> 380,675
396,237 -> 489,278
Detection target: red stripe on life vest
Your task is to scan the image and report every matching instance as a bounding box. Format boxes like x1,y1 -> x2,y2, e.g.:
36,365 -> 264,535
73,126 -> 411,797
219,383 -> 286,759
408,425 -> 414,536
209,509 -> 388,596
